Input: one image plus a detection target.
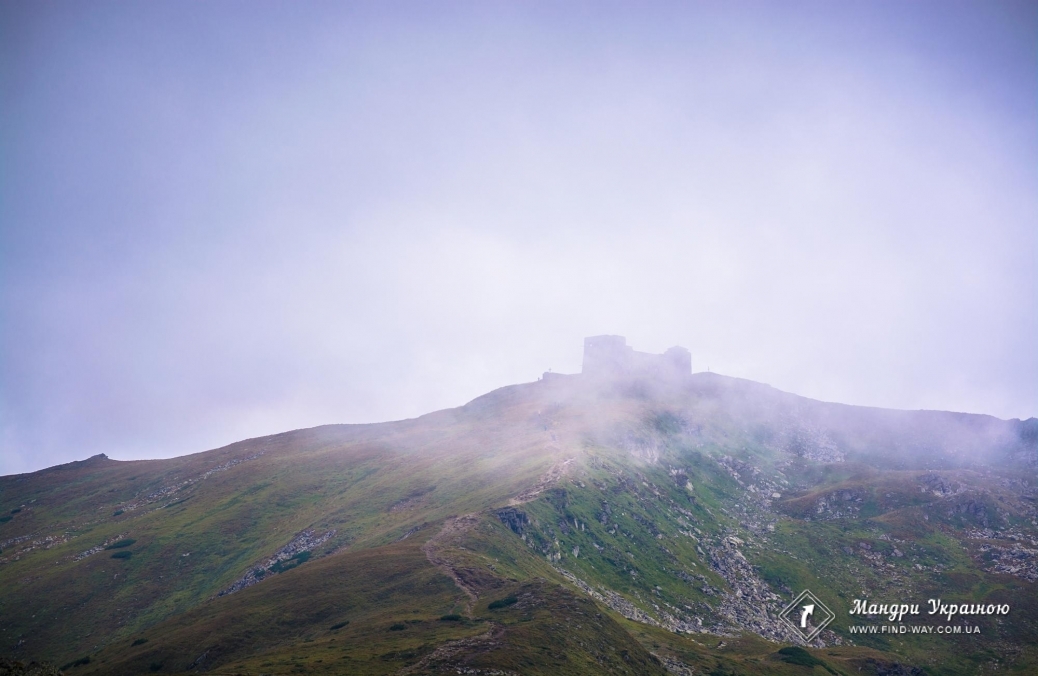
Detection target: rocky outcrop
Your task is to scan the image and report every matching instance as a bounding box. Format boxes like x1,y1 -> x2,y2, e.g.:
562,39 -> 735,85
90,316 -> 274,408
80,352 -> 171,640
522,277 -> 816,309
117,452 -> 263,513
778,419 -> 845,463
702,535 -> 804,643
554,567 -> 666,628
919,473 -> 962,497
72,532 -> 129,562
495,508 -> 529,536
812,489 -> 865,520
218,528 -> 336,596
947,496 -> 991,527
979,542 -> 1038,581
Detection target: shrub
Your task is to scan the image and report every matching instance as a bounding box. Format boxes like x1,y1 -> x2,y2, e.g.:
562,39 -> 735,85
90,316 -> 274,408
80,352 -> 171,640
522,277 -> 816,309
111,551 -> 133,559
270,550 -> 312,574
0,516 -> 11,523
439,614 -> 463,621
488,596 -> 518,610
149,661 -> 163,671
388,623 -> 406,631
112,510 -> 124,516
329,621 -> 349,630
132,638 -> 148,646
10,508 -> 21,514
380,648 -> 424,661
60,656 -> 91,669
105,539 -> 136,549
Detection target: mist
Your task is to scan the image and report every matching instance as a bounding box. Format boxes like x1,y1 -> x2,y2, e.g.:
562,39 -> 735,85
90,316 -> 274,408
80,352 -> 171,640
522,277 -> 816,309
2,1 -> 1036,475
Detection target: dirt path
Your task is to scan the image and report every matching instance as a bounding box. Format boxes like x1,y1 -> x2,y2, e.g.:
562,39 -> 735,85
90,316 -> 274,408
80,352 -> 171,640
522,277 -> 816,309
423,453 -> 575,614
508,456 -> 575,505
422,514 -> 482,613
396,623 -> 512,676
411,455 -> 578,672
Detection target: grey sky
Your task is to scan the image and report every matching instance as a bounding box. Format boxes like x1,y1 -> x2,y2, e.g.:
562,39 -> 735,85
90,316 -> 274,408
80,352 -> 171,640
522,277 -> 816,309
2,1 -> 1036,475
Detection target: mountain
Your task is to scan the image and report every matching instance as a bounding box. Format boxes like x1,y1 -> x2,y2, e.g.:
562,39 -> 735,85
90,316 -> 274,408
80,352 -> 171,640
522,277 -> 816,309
1,336 -> 1036,676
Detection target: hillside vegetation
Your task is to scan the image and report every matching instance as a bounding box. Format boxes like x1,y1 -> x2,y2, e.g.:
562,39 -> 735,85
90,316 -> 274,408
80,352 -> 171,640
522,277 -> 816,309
1,372 -> 1036,675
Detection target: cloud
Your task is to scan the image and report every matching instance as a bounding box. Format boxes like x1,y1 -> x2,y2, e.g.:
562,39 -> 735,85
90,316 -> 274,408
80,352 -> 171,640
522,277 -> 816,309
2,1 -> 1035,474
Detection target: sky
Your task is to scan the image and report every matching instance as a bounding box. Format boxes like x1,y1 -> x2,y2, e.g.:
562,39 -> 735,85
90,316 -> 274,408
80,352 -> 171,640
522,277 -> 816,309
1,1 -> 1036,476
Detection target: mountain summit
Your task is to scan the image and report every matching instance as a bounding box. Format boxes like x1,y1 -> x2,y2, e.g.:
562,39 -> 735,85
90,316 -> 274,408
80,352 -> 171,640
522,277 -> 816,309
580,335 -> 691,380
1,338 -> 1036,675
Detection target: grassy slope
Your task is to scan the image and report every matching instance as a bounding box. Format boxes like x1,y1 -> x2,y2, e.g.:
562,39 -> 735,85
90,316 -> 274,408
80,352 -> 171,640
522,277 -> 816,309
0,389 -> 567,664
2,372 -> 1036,675
521,378 -> 1037,674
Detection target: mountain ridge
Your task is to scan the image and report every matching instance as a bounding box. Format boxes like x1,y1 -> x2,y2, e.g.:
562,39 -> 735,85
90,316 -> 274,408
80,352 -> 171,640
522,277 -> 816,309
2,360 -> 1036,675
16,369 -> 1033,480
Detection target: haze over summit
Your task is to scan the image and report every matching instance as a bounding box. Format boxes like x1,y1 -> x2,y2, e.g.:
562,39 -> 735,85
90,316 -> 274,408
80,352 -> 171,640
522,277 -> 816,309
1,1 -> 1036,475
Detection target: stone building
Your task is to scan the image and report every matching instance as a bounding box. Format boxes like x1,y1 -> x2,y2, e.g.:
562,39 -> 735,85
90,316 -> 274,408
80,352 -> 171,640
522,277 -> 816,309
581,335 -> 691,380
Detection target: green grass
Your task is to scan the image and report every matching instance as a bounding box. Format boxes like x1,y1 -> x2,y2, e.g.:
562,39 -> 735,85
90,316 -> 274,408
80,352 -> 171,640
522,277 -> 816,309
0,372 -> 1034,675
777,646 -> 825,668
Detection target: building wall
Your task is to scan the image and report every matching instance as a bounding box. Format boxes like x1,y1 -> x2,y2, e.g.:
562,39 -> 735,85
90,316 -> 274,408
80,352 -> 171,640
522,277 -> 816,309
581,335 -> 690,379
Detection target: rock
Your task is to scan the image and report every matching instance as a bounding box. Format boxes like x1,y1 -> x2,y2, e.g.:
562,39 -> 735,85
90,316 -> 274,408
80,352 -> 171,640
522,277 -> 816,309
218,528 -> 336,596
0,658 -> 62,676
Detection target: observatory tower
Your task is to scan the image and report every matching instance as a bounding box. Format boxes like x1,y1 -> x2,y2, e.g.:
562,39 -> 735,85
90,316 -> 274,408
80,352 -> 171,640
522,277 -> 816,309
581,335 -> 691,380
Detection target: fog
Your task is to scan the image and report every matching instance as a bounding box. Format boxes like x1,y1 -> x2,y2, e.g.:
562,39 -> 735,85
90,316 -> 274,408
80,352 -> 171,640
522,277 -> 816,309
2,1 -> 1035,475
